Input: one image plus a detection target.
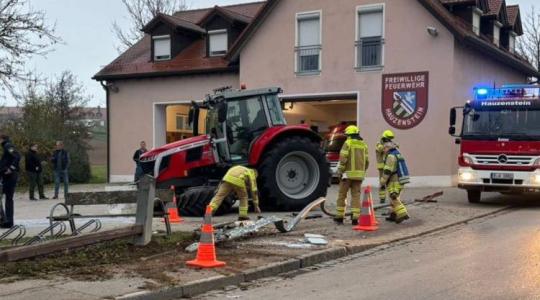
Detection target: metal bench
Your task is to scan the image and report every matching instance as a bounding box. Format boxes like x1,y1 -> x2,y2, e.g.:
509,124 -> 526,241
48,189 -> 174,236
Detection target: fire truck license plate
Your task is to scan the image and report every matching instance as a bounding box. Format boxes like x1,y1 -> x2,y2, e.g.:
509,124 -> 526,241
491,173 -> 514,180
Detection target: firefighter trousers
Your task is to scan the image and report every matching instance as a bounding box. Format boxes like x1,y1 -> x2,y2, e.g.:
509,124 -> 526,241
336,179 -> 362,220
209,182 -> 249,218
378,169 -> 386,203
389,189 -> 408,219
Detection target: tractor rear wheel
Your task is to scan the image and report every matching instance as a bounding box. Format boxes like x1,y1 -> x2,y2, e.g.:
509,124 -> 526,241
258,136 -> 329,210
177,186 -> 236,217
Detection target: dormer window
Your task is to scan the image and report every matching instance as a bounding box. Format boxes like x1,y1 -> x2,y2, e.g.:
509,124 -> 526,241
153,35 -> 171,61
493,21 -> 502,46
208,29 -> 228,56
472,8 -> 482,35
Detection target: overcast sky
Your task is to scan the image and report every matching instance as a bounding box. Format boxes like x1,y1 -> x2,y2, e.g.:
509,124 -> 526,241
3,0 -> 536,107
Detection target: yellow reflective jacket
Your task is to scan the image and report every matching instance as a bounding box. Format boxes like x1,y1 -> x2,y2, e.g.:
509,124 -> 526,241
223,166 -> 259,204
380,153 -> 401,193
375,141 -> 385,170
376,140 -> 399,170
337,137 -> 369,180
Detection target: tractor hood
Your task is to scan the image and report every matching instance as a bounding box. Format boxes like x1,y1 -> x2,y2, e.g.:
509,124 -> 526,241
140,135 -> 210,162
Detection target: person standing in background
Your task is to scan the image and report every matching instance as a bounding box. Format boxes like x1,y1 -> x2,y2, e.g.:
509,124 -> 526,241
133,141 -> 147,182
51,141 -> 69,199
0,135 -> 20,228
25,143 -> 48,200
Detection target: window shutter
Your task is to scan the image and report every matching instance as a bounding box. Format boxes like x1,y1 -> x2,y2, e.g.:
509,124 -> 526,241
359,10 -> 383,38
154,37 -> 171,60
298,16 -> 320,46
509,34 -> 515,52
209,31 -> 228,55
472,12 -> 481,35
493,25 -> 500,40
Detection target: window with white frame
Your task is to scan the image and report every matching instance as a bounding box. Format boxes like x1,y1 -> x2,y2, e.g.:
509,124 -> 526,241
295,11 -> 321,73
493,21 -> 502,46
208,30 -> 228,56
472,8 -> 481,35
356,5 -> 384,69
509,31 -> 516,53
176,114 -> 191,131
153,35 -> 171,61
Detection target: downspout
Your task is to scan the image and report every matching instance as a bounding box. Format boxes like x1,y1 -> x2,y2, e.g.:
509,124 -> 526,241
100,80 -> 111,183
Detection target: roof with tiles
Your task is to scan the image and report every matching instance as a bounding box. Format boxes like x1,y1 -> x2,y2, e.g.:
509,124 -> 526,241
94,0 -> 537,81
506,5 -> 519,25
420,0 -> 538,76
484,0 -> 503,16
94,1 -> 265,80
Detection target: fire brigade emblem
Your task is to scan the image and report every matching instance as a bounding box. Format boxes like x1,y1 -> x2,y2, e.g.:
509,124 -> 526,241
382,71 -> 429,129
392,91 -> 417,118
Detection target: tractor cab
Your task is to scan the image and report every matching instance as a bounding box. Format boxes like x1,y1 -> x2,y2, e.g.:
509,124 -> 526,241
191,87 -> 286,165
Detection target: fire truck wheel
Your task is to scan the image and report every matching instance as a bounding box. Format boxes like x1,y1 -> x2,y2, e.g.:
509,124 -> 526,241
258,136 -> 329,211
467,190 -> 481,203
177,186 -> 236,217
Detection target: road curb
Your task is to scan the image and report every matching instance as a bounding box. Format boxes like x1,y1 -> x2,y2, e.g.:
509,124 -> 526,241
242,258 -> 300,282
118,205 -> 511,300
298,247 -> 347,268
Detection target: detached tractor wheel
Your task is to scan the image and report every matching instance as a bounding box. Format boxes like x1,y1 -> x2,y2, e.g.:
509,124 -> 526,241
177,186 -> 236,217
258,136 -> 329,210
467,190 -> 481,203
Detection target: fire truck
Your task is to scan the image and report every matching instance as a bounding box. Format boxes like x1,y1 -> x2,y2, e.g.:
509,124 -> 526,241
449,84 -> 540,203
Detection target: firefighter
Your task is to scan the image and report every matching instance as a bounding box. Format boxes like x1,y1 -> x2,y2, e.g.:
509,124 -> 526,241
209,165 -> 261,221
334,125 -> 369,225
0,135 -> 20,228
380,141 -> 410,224
375,130 -> 395,204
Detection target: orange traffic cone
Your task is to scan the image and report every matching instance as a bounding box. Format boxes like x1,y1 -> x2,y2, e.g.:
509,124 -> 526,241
368,187 -> 379,226
186,206 -> 226,268
166,186 -> 183,224
353,186 -> 378,232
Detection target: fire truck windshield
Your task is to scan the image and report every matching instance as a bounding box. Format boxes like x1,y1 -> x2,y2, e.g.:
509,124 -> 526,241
462,108 -> 540,140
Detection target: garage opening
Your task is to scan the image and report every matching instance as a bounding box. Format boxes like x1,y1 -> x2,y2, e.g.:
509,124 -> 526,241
280,92 -> 359,178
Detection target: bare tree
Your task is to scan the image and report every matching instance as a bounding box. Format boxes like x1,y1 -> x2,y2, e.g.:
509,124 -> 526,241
113,0 -> 187,52
517,6 -> 540,72
0,0 -> 60,95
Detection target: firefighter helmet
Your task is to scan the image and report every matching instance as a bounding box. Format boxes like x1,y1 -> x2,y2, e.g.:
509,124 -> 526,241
382,130 -> 395,140
345,125 -> 360,135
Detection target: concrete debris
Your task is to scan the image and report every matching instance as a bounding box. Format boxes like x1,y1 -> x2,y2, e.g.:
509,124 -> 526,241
286,243 -> 313,249
186,216 -> 283,252
217,216 -> 282,241
186,198 -> 326,252
304,233 -> 328,245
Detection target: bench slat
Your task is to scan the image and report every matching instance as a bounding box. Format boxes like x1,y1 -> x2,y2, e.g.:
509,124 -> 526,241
65,189 -> 173,206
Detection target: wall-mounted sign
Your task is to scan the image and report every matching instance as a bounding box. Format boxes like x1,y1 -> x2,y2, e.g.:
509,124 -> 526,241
382,71 -> 429,129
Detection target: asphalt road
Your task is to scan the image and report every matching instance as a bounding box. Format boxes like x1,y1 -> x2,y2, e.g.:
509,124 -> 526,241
205,204 -> 540,300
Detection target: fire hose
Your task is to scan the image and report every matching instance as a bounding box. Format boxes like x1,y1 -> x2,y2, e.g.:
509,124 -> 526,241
320,190 -> 443,217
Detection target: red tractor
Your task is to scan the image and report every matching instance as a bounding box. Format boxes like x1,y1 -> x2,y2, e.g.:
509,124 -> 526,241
140,87 -> 329,216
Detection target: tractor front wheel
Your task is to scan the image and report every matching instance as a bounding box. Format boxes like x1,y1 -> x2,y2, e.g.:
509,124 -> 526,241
177,186 -> 236,217
258,136 -> 329,210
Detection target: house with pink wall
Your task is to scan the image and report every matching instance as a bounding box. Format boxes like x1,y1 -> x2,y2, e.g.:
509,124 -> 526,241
94,0 -> 538,185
